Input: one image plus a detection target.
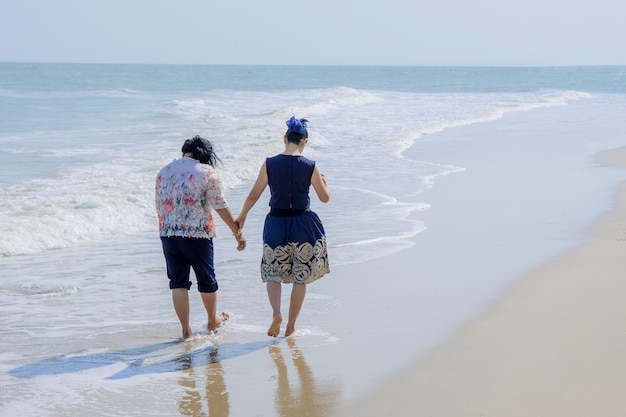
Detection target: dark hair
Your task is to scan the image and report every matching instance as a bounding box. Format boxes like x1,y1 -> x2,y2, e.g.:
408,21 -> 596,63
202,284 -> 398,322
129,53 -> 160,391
286,130 -> 308,144
181,135 -> 221,166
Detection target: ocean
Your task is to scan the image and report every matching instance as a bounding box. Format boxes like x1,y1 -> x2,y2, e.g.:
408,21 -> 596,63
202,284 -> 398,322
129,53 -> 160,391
1,64 -> 625,416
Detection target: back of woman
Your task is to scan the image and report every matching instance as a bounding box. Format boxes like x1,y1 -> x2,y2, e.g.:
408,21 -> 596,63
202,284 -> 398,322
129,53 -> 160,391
155,135 -> 245,340
266,154 -> 315,211
237,117 -> 331,337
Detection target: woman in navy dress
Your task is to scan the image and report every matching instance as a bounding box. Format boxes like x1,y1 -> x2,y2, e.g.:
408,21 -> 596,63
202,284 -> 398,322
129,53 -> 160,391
237,117 -> 330,337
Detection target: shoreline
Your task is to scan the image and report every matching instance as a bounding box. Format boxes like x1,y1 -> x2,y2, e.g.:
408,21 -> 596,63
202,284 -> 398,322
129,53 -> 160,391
330,147 -> 626,416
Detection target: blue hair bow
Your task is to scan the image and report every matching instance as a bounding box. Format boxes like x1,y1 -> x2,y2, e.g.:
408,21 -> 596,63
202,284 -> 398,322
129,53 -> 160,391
286,116 -> 308,134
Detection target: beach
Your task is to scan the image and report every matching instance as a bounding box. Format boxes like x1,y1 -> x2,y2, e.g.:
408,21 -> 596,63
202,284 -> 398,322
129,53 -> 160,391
330,141 -> 626,415
2,65 -> 626,416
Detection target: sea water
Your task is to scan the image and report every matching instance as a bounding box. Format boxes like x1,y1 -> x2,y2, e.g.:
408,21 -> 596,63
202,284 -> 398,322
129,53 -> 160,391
1,64 -> 625,416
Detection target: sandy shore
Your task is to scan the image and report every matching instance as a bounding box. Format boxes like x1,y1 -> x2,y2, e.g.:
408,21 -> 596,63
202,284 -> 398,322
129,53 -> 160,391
330,148 -> 626,416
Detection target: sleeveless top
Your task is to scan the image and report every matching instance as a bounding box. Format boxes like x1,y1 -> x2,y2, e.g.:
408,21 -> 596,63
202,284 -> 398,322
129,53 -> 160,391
266,154 -> 315,210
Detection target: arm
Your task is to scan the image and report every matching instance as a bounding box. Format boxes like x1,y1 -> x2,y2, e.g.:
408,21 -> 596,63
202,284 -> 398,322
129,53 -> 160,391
311,165 -> 330,203
215,207 -> 246,251
155,175 -> 161,213
205,169 -> 246,251
236,162 -> 269,230
155,175 -> 163,224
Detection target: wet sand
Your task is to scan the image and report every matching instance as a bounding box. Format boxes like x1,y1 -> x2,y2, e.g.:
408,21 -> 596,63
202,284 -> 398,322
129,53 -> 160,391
330,147 -> 626,416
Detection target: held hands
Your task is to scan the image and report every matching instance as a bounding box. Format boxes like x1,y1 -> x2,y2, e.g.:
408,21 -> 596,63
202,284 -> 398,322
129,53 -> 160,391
233,218 -> 246,251
232,230 -> 246,251
235,216 -> 246,231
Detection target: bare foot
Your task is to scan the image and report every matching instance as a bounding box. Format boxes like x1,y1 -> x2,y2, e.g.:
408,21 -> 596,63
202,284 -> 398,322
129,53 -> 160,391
182,327 -> 193,340
267,316 -> 283,337
285,324 -> 296,337
208,311 -> 230,332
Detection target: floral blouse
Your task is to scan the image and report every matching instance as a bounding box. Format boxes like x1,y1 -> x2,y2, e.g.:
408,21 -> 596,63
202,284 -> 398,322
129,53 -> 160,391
155,157 -> 229,239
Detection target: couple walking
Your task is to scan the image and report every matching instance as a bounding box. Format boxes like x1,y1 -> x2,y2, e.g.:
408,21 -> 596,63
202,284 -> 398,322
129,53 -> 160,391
155,117 -> 330,340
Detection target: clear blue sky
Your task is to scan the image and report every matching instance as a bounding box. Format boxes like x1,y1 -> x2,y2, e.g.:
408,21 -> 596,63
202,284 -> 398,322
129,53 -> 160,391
2,0 -> 625,66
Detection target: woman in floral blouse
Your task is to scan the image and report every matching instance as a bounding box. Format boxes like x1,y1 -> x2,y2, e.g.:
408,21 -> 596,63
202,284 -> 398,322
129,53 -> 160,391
156,135 -> 245,339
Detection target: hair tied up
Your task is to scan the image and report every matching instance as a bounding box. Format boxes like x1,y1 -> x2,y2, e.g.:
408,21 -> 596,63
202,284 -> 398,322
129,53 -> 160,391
181,135 -> 221,166
286,116 -> 308,134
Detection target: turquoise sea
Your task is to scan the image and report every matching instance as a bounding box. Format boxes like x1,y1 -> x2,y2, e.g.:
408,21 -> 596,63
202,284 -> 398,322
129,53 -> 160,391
1,64 -> 625,416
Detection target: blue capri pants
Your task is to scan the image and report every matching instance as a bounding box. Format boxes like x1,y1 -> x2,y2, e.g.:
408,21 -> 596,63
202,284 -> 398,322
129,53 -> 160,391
160,236 -> 218,293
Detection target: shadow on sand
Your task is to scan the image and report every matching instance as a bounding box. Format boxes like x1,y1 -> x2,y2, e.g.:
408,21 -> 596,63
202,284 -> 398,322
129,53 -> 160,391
9,339 -> 276,380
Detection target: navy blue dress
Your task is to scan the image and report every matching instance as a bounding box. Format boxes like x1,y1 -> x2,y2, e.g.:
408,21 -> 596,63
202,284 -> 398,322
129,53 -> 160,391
261,154 -> 329,284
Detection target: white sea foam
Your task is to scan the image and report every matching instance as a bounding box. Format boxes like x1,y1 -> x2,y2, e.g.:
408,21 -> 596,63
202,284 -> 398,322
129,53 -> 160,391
2,64 -> 626,417
17,283 -> 79,297
0,86 -> 591,257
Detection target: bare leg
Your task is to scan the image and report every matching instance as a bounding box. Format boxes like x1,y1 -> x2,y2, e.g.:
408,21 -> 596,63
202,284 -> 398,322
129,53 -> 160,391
266,281 -> 283,337
172,288 -> 193,339
285,283 -> 306,337
201,291 -> 229,332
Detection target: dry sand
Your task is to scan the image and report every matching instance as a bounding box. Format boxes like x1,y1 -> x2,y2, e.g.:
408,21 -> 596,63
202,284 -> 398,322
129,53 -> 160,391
331,148 -> 626,416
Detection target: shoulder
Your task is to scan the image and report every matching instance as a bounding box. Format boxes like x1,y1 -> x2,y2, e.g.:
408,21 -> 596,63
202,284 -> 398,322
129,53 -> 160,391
266,154 -> 283,163
298,156 -> 316,167
196,162 -> 218,177
158,158 -> 179,175
266,154 -> 285,169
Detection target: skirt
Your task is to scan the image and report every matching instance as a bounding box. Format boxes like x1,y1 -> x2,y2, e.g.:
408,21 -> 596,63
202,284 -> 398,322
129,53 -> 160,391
261,209 -> 330,284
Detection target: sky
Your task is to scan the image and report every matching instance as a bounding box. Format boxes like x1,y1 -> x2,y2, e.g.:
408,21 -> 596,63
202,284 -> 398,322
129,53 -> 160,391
1,0 -> 625,66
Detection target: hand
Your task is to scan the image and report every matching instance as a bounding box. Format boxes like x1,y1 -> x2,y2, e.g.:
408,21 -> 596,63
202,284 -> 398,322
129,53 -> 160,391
235,234 -> 246,251
235,217 -> 246,231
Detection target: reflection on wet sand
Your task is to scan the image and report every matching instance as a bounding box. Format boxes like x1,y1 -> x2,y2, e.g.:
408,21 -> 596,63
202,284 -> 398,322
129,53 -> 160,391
271,338 -> 341,417
178,348 -> 230,417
